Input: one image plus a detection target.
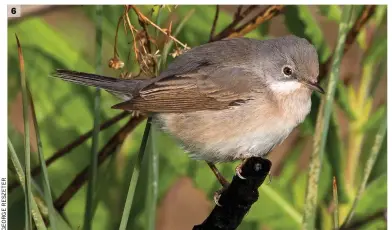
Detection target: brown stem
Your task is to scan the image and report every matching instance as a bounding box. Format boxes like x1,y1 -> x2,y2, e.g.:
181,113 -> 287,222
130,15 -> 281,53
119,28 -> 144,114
212,5 -> 258,42
211,5 -> 284,42
54,115 -> 145,212
113,16 -> 123,58
8,111 -> 130,192
319,5 -> 376,79
209,5 -> 220,42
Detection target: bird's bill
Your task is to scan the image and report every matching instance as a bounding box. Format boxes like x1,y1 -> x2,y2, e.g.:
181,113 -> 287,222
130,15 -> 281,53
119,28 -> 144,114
300,80 -> 325,94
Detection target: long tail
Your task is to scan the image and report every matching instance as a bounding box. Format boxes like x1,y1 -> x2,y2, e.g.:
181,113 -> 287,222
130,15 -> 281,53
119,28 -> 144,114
53,69 -> 143,96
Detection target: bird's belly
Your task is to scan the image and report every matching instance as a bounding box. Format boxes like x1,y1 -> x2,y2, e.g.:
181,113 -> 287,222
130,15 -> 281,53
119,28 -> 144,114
154,108 -> 297,163
205,127 -> 293,162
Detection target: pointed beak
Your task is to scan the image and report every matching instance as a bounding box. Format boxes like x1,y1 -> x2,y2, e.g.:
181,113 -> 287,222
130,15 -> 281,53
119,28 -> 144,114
300,80 -> 325,94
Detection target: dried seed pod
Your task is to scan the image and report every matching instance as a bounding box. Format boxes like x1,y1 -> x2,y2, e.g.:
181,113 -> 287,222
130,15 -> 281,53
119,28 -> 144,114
108,57 -> 125,70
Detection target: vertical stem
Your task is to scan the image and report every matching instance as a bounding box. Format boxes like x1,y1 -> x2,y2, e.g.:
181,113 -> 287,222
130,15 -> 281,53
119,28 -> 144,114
84,5 -> 103,230
119,117 -> 152,230
302,5 -> 354,230
146,126 -> 159,230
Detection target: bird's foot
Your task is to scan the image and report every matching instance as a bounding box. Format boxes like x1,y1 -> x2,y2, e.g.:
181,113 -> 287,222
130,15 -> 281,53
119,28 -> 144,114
235,158 -> 249,180
213,183 -> 230,207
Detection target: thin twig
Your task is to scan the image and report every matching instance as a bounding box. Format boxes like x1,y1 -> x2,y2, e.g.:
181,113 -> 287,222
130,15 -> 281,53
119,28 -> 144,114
213,5 -> 258,42
123,6 -> 140,61
113,16 -> 123,58
209,5 -> 220,41
8,111 -> 129,192
228,5 -> 284,39
211,5 -> 283,41
130,5 -> 188,48
234,6 -> 243,19
54,116 -> 146,212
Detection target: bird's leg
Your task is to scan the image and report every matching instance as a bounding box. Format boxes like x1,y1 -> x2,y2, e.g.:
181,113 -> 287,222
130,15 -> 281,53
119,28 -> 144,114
207,162 -> 230,188
206,162 -> 230,206
235,158 -> 249,180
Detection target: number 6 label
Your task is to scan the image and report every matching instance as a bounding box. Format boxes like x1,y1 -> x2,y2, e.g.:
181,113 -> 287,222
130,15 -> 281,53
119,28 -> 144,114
7,5 -> 21,18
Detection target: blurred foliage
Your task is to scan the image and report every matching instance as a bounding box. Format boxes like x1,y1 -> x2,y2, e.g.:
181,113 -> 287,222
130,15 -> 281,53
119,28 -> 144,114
7,5 -> 386,230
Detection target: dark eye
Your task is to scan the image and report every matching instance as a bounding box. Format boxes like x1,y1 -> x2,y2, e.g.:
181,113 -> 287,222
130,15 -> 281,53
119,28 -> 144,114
283,66 -> 293,76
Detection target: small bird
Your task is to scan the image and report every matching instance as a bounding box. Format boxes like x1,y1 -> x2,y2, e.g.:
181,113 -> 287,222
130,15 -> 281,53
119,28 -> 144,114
54,35 -> 324,203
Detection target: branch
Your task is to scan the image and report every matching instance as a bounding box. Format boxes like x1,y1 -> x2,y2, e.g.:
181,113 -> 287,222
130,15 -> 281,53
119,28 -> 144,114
211,5 -> 258,42
209,5 -> 220,41
211,5 -> 284,42
319,5 -> 376,79
193,157 -> 272,230
54,115 -> 145,212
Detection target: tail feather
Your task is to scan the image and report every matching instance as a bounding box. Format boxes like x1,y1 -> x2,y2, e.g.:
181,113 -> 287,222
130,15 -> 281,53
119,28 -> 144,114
53,69 -> 143,96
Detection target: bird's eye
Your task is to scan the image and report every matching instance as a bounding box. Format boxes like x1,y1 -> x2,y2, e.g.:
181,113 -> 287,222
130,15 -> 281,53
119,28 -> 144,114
283,66 -> 293,76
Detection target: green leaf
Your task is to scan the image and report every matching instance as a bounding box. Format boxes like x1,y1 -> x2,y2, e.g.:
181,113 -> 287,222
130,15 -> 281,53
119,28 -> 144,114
15,34 -> 33,230
355,174 -> 387,219
360,105 -> 386,132
8,138 -> 47,230
29,87 -> 58,230
284,5 -> 331,62
342,112 -> 387,226
318,5 -> 342,22
363,36 -> 387,66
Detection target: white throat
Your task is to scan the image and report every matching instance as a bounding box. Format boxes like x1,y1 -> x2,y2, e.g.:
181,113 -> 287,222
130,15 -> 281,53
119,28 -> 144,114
269,80 -> 302,94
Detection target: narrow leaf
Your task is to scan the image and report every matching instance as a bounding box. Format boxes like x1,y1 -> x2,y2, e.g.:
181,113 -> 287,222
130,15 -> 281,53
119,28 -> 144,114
119,117 -> 152,230
342,113 -> 387,226
15,34 -> 33,230
28,88 -> 57,230
8,138 -> 47,230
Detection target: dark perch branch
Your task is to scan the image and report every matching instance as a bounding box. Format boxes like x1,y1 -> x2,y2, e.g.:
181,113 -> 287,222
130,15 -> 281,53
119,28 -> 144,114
54,115 -> 145,212
193,157 -> 272,230
8,111 -> 130,192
